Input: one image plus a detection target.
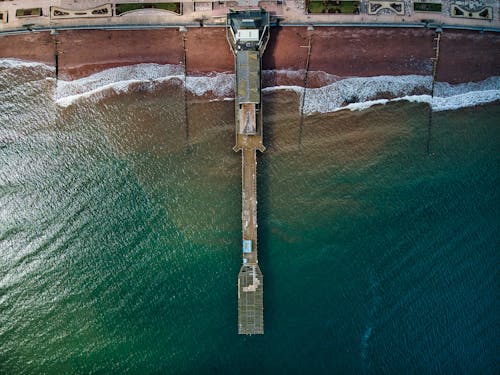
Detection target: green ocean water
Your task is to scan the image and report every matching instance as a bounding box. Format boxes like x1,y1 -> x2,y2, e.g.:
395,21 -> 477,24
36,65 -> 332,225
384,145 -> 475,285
0,66 -> 499,374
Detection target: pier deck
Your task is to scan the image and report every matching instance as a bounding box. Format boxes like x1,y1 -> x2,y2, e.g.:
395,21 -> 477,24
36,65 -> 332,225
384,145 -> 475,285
238,145 -> 264,334
227,9 -> 269,335
237,91 -> 264,335
242,148 -> 258,264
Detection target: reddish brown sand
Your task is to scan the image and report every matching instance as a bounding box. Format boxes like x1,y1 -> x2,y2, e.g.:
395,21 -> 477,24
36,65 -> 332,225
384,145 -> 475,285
0,32 -> 55,65
264,27 -> 436,77
0,27 -> 498,83
56,29 -> 184,79
437,30 -> 500,83
184,27 -> 234,73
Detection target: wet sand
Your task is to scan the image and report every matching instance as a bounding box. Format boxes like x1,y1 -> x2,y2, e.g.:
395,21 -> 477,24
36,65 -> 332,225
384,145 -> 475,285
0,27 -> 499,83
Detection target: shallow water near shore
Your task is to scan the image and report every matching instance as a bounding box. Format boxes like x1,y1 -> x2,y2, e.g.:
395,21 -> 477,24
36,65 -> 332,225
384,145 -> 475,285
1,63 -> 499,374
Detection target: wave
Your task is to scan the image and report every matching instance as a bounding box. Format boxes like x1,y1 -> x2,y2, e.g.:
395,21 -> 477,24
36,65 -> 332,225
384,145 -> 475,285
54,63 -> 235,107
56,63 -> 183,99
299,90 -> 500,113
55,78 -> 165,108
266,75 -> 500,114
0,58 -> 55,91
185,74 -> 234,98
397,90 -> 500,112
2,59 -> 498,112
0,58 -> 55,72
52,64 -> 500,111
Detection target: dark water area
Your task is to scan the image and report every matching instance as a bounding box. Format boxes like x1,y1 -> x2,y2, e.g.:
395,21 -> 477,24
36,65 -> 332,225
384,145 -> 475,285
0,66 -> 499,374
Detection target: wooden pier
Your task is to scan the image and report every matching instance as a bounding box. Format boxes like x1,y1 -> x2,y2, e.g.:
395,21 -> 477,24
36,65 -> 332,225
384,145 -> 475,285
226,9 -> 270,335
237,147 -> 263,334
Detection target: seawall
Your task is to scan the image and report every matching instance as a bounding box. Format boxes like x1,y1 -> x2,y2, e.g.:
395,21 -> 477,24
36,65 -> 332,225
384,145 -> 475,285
0,27 -> 499,83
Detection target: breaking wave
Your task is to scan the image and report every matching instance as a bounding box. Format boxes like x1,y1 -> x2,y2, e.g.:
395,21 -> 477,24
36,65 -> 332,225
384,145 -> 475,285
0,58 -> 55,72
0,58 -> 55,90
54,63 -> 235,107
1,59 -> 498,112
264,75 -> 500,113
51,63 -> 500,111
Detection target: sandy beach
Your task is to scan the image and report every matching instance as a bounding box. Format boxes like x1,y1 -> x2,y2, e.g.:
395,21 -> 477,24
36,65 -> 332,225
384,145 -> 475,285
265,27 -> 436,76
56,29 -> 183,79
437,30 -> 500,83
0,27 -> 499,83
0,32 -> 55,65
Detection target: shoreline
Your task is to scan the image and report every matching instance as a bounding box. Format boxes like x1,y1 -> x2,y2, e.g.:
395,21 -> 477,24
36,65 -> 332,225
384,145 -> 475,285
1,26 -> 499,84
3,58 -> 497,114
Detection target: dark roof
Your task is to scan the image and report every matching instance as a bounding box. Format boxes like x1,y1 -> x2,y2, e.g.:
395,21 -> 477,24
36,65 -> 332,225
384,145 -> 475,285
228,9 -> 269,33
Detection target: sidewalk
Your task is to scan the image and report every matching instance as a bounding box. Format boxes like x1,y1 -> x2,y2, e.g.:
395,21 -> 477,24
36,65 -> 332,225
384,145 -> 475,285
0,0 -> 498,31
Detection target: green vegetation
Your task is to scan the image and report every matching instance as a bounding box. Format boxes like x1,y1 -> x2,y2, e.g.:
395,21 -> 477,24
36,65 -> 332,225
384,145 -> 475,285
307,1 -> 360,14
16,8 -> 42,17
115,3 -> 181,15
414,2 -> 442,12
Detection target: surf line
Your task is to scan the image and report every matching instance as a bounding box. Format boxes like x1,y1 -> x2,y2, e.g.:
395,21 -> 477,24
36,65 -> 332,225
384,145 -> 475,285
427,28 -> 442,155
298,29 -> 313,150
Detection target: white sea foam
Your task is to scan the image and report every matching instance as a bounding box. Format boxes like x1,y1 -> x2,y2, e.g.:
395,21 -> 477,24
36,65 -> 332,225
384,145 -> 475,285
434,77 -> 500,97
2,59 -> 493,112
54,63 -> 236,107
55,63 -> 183,107
56,63 -> 184,99
185,73 -> 234,97
302,75 -> 432,114
403,90 -> 500,112
302,90 -> 500,113
262,85 -> 303,94
56,79 -> 153,108
0,58 -> 55,71
266,74 -> 500,114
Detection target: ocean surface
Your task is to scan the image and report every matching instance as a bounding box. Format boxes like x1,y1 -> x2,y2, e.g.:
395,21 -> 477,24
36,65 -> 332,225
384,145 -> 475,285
0,60 -> 499,374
